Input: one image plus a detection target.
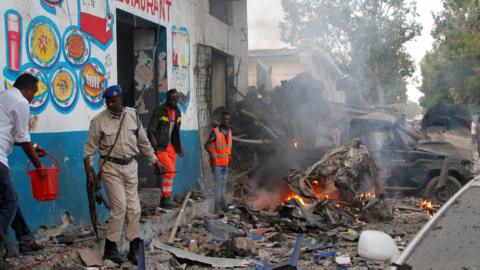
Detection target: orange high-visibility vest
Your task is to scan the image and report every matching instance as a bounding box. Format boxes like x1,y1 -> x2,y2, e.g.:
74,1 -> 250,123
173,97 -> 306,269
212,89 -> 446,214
209,127 -> 232,166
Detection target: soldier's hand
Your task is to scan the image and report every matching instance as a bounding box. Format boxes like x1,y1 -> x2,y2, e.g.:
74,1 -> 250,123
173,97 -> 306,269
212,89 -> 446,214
179,148 -> 185,158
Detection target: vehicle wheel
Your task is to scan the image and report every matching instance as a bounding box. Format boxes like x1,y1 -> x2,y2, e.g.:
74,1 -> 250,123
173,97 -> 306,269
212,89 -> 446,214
424,175 -> 462,204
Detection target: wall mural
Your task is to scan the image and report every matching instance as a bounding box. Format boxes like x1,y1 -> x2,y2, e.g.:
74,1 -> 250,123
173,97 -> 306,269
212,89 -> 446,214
50,63 -> 78,113
40,0 -> 63,15
172,25 -> 190,112
80,58 -> 107,109
4,10 -> 22,75
27,16 -> 61,68
2,2 -> 113,115
79,0 -> 114,49
63,26 -> 90,66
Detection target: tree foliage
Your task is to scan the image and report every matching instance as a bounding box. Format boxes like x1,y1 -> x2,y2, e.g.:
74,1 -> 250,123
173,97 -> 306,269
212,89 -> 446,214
280,0 -> 421,105
405,100 -> 423,120
419,0 -> 480,108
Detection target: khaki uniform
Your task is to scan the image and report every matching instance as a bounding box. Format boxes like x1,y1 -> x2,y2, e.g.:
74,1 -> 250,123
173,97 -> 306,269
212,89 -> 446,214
83,107 -> 157,242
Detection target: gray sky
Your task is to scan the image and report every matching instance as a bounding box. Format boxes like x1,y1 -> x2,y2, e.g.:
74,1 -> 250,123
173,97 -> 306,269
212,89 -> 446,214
247,0 -> 444,103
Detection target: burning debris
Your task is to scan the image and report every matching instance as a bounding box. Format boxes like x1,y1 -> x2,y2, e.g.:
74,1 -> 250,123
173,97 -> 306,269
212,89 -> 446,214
241,138 -> 391,228
281,138 -> 392,225
285,138 -> 384,204
420,199 -> 439,218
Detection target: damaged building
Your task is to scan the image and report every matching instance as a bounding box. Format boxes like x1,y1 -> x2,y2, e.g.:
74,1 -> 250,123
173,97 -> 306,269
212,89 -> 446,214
0,0 -> 248,229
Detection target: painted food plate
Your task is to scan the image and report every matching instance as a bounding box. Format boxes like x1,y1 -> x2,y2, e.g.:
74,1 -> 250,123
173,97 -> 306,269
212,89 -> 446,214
81,60 -> 106,108
50,66 -> 77,111
63,28 -> 90,65
28,19 -> 60,68
23,67 -> 49,114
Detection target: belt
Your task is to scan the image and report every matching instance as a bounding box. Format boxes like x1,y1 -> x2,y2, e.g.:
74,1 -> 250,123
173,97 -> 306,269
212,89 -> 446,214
101,156 -> 135,165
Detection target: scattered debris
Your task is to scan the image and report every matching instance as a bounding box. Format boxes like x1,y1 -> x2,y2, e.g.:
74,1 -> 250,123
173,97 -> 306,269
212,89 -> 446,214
206,219 -> 243,241
152,240 -> 254,268
77,248 -> 104,267
168,190 -> 192,243
335,254 -> 351,265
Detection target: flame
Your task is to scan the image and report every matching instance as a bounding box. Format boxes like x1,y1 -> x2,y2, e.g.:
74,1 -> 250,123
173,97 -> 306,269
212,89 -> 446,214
281,186 -> 341,206
284,194 -> 307,205
420,199 -> 438,218
309,179 -> 341,200
358,191 -> 375,200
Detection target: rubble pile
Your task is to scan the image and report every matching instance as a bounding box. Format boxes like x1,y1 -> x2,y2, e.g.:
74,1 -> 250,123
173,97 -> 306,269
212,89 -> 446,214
148,197 -> 429,270
3,192 -> 431,269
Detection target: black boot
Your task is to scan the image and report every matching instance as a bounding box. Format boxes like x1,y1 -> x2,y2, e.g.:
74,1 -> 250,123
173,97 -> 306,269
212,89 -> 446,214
103,239 -> 126,264
19,240 -> 44,254
160,196 -> 178,209
127,238 -> 141,265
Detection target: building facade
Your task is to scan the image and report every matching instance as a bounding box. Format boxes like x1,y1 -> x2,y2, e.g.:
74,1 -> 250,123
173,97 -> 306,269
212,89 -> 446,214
248,48 -> 345,103
0,0 -> 247,229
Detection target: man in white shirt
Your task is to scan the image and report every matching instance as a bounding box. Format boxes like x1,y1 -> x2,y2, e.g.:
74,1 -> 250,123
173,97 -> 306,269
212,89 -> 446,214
0,74 -> 47,268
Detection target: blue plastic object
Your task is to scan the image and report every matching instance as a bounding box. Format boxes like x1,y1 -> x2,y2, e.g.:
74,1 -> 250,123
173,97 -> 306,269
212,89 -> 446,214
137,239 -> 146,270
314,251 -> 337,262
260,234 -> 304,270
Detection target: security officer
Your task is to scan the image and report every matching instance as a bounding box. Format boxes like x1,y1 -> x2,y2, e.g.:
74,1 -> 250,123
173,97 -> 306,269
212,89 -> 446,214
147,89 -> 184,209
83,85 -> 163,265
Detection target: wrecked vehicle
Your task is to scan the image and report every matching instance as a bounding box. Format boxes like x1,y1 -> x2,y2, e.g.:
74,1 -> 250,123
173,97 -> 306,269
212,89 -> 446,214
348,103 -> 474,204
284,138 -> 392,224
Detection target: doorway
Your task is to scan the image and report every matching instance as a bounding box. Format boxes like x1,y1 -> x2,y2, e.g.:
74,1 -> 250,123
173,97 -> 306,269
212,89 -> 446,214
116,10 -> 167,187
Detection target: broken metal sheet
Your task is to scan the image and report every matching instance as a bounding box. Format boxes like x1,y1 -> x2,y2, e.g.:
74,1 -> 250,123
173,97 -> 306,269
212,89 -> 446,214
152,240 -> 254,268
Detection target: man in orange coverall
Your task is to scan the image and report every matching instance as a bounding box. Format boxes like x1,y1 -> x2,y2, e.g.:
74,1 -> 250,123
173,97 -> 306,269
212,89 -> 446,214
147,89 -> 184,208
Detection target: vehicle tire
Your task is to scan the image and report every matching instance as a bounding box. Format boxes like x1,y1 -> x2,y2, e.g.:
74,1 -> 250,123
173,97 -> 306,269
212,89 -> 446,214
424,175 -> 462,204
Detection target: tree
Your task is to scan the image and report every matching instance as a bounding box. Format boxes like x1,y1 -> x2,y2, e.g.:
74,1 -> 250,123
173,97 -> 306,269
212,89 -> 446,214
405,100 -> 423,120
280,0 -> 421,105
419,0 -> 480,108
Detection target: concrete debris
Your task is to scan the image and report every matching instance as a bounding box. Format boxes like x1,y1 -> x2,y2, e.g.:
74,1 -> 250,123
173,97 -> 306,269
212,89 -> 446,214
219,237 -> 257,257
205,219 -> 243,241
335,254 -> 351,265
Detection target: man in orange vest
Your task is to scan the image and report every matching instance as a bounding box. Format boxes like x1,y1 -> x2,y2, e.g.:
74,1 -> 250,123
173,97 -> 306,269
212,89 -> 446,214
204,112 -> 232,213
147,89 -> 184,209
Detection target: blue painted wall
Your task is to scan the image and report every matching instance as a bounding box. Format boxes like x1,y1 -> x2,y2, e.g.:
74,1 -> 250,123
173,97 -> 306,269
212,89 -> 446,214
8,129 -> 200,233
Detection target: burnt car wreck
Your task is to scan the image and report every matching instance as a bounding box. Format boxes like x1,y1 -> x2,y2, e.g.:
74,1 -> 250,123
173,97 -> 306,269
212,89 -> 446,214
348,103 -> 474,204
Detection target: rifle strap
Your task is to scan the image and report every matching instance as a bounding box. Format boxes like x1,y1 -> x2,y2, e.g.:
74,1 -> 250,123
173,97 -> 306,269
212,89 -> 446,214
98,112 -> 126,178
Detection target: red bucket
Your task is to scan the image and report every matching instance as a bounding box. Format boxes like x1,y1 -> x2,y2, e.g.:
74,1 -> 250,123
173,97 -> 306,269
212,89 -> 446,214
27,153 -> 59,202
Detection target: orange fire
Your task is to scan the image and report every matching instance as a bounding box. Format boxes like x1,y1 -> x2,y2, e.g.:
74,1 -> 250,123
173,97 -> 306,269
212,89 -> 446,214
357,191 -> 375,201
420,199 -> 438,218
281,187 -> 342,206
283,194 -> 307,205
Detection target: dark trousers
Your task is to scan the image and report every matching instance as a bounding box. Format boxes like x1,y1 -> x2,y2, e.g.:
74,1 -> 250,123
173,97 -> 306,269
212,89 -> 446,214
0,163 -> 33,243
